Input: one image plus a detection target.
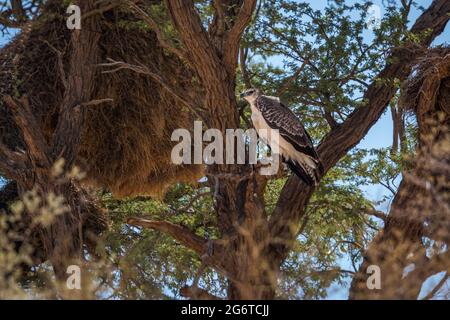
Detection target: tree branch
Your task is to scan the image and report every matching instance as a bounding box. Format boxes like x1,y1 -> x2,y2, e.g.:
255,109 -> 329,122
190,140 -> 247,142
51,2 -> 101,166
166,0 -> 221,78
0,12 -> 22,28
127,217 -> 208,256
422,272 -> 448,300
365,209 -> 387,221
11,0 -> 26,22
0,141 -> 26,167
180,286 -> 222,300
239,46 -> 252,88
0,142 -> 26,181
126,217 -> 235,282
224,0 -> 257,70
276,60 -> 308,96
226,0 -> 257,44
410,250 -> 450,283
3,96 -> 51,169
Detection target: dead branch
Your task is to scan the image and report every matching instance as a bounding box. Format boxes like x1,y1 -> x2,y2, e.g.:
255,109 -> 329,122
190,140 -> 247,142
422,272 -> 448,300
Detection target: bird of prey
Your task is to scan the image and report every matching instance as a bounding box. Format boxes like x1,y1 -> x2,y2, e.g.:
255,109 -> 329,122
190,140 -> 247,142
240,88 -> 323,186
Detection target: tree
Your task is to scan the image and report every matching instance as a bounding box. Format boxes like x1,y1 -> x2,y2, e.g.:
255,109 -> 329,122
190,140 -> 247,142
0,0 -> 449,300
121,0 -> 449,299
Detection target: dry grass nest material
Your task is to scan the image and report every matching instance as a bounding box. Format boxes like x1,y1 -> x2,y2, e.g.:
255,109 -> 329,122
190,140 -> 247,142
0,2 -> 203,198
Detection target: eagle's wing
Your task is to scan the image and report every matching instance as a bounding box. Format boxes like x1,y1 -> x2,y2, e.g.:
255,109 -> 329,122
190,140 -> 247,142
256,96 -> 320,162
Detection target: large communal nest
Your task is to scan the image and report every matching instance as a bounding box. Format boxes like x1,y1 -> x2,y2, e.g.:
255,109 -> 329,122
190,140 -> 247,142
0,2 -> 203,198
400,47 -> 450,117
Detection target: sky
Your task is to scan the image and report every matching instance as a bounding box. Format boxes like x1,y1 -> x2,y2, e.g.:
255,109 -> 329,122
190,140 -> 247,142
0,0 -> 449,300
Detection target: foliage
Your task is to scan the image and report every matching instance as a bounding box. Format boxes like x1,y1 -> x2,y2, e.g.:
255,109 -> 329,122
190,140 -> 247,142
0,0 -> 448,299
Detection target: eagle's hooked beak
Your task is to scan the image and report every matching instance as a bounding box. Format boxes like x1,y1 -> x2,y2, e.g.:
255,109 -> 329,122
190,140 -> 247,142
239,92 -> 246,99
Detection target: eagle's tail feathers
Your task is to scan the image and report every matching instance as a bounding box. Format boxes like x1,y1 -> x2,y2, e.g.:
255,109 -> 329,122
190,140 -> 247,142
284,158 -> 317,186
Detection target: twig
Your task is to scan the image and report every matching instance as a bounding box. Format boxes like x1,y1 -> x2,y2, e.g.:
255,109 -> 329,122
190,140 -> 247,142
81,98 -> 114,107
43,40 -> 68,90
176,191 -> 211,214
422,272 -> 448,300
99,58 -> 205,120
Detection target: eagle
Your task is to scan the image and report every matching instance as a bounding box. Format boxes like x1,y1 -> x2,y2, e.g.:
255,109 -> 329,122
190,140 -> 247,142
240,88 -> 323,186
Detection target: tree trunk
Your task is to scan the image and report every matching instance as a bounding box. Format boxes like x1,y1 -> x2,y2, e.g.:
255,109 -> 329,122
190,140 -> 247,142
212,170 -> 277,299
350,49 -> 450,300
0,0 -> 108,293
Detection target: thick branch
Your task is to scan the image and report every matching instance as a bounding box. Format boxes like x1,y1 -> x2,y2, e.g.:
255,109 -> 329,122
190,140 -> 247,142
166,0 -> 222,80
224,0 -> 257,70
127,217 -> 233,281
51,1 -> 101,166
422,272 -> 448,300
127,217 -> 208,256
227,0 -> 257,41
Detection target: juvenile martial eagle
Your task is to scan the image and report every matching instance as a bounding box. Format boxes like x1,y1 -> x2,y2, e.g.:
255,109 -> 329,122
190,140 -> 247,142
240,88 -> 323,186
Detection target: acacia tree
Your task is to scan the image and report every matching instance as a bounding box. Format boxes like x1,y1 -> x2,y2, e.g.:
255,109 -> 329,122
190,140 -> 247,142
0,0 -> 449,300
120,0 -> 450,299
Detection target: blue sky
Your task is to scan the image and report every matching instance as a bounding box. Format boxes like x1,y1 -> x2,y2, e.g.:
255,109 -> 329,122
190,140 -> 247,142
1,0 -> 449,300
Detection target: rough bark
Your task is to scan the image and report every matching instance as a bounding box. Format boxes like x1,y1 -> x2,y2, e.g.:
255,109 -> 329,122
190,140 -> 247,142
0,0 -> 108,291
165,0 -> 278,300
